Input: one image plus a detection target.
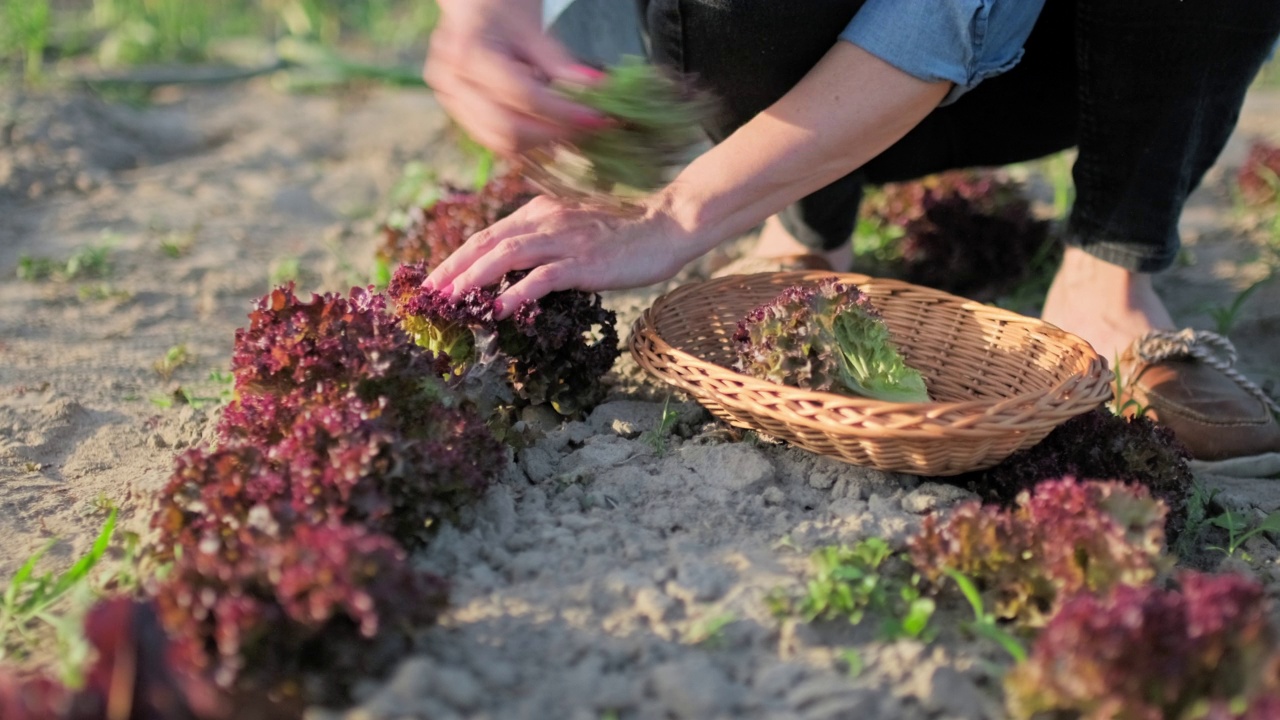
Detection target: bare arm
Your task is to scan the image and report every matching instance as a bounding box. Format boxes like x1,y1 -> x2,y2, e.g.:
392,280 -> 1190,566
427,42 -> 952,315
664,43 -> 950,252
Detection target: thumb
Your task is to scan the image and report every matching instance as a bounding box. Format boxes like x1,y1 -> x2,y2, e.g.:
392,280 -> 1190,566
519,32 -> 605,87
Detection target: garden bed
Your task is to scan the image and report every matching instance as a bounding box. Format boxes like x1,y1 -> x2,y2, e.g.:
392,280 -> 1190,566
1,76 -> 1279,719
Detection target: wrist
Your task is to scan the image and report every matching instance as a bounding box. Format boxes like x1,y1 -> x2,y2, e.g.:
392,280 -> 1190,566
648,183 -> 724,268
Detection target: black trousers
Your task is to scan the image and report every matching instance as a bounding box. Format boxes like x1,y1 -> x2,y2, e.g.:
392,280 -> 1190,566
639,0 -> 1280,272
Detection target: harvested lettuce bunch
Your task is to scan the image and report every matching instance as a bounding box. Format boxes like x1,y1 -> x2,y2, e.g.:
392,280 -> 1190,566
733,277 -> 930,403
532,56 -> 714,197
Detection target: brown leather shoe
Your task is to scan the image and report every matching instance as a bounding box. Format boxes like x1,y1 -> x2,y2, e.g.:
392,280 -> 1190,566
1117,329 -> 1280,461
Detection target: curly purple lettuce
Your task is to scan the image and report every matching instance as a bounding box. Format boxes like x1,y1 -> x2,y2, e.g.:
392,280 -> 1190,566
733,277 -> 929,403
1005,571 -> 1280,719
389,262 -> 620,417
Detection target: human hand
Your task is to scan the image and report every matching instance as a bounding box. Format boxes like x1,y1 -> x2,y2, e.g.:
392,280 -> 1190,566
425,0 -> 612,155
426,42 -> 952,320
423,194 -> 705,318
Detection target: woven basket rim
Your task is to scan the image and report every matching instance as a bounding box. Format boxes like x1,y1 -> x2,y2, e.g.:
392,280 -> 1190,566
633,271 -> 1106,412
629,271 -> 1113,473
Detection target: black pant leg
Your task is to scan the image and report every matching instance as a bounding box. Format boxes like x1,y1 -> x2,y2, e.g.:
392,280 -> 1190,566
641,0 -> 1278,265
1066,0 -> 1280,272
643,0 -> 870,251
862,0 -> 1078,183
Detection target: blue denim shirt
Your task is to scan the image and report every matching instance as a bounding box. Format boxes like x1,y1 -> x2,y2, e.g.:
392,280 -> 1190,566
840,0 -> 1047,105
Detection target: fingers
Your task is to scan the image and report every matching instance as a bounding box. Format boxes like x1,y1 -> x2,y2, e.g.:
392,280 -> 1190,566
425,21 -> 608,156
434,82 -> 567,155
440,232 -> 562,302
424,203 -> 547,290
493,263 -> 576,319
457,46 -> 609,132
426,228 -> 579,322
517,33 -> 606,88
420,196 -> 689,322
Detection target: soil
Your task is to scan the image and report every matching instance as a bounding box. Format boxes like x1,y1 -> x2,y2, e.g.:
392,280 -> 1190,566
0,77 -> 1277,719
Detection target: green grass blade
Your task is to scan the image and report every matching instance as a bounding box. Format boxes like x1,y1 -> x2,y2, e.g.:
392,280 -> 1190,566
21,509 -> 116,616
972,621 -> 1028,663
4,539 -> 55,611
942,568 -> 985,618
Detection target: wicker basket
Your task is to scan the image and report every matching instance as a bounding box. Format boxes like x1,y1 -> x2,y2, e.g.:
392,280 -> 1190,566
629,271 -> 1112,476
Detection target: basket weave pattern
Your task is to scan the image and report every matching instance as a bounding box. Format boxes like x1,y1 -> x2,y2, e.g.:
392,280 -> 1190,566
629,271 -> 1112,476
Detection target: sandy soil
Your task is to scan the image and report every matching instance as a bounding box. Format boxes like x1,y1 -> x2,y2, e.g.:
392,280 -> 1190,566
0,78 -> 1277,719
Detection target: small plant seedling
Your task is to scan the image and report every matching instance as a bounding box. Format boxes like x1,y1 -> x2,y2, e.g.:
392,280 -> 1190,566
153,343 -> 194,381
91,494 -> 116,515
64,242 -> 114,279
0,510 -> 117,663
16,240 -> 115,283
1109,352 -> 1151,419
209,369 -> 234,402
1199,275 -> 1271,337
942,568 -> 1027,663
152,369 -> 233,409
686,611 -> 736,648
1207,508 -> 1280,558
16,255 -> 59,281
150,385 -> 223,409
776,539 -> 936,642
838,648 -> 865,678
1174,481 -> 1221,559
158,229 -> 197,258
269,255 -> 302,286
641,394 -> 680,455
76,282 -> 132,302
800,539 -> 892,623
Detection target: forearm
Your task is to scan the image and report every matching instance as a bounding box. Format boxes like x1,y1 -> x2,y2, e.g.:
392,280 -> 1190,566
660,42 -> 951,255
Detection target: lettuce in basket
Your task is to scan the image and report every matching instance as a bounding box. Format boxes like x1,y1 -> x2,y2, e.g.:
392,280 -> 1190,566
732,277 -> 930,403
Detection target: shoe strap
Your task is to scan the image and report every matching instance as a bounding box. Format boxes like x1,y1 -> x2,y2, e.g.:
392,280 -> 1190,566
1134,329 -> 1279,415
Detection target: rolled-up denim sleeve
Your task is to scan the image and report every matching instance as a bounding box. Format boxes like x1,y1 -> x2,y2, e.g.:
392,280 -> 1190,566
839,0 -> 1046,106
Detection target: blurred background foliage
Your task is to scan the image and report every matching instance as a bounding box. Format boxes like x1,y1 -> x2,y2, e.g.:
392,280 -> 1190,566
0,0 -> 440,83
